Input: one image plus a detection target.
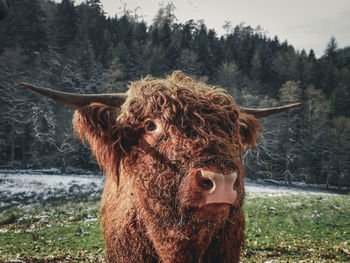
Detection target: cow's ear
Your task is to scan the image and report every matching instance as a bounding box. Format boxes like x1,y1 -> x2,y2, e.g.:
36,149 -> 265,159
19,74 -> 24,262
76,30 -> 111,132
239,113 -> 262,148
73,103 -> 118,141
73,103 -> 123,182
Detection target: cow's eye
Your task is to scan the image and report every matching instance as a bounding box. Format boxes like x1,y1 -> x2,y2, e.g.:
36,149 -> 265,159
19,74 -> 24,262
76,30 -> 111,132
145,121 -> 156,132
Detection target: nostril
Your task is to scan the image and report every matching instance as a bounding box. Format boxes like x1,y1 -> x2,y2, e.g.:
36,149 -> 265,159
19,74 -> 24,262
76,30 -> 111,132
233,180 -> 239,191
202,178 -> 214,189
194,170 -> 215,191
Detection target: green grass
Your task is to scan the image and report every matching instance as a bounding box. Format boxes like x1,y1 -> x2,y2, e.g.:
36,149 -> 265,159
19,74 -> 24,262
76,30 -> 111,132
0,202 -> 105,262
0,194 -> 349,262
243,193 -> 350,262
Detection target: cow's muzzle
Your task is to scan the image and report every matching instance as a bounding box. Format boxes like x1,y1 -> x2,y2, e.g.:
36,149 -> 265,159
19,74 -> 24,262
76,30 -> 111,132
193,169 -> 238,204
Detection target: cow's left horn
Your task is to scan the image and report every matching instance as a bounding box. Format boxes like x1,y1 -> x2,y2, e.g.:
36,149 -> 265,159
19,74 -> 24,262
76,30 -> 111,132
20,82 -> 127,108
242,103 -> 301,118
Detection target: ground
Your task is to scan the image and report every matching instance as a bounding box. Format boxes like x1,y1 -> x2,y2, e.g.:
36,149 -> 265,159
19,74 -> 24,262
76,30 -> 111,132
0,171 -> 349,262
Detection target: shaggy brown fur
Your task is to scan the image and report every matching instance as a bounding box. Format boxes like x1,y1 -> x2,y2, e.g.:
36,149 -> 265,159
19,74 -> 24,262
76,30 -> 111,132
73,71 -> 261,263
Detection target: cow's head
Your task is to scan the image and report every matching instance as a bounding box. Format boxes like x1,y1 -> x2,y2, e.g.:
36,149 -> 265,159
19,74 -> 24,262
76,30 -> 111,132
20,71 -> 300,224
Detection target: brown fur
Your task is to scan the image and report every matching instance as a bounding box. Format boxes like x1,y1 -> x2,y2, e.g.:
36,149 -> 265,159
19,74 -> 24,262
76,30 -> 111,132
73,71 -> 262,263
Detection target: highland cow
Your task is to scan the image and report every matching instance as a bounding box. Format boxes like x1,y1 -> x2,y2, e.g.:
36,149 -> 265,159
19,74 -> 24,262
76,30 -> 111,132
20,71 -> 300,263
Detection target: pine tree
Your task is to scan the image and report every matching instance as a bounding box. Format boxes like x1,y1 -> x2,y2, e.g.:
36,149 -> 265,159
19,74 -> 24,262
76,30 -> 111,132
180,20 -> 195,49
77,0 -> 112,66
320,37 -> 339,95
53,0 -> 78,51
1,0 -> 48,57
159,20 -> 172,48
193,23 -> 208,75
206,29 -> 222,80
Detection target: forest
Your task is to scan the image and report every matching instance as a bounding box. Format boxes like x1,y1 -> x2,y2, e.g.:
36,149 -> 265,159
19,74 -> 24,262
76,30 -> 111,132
0,0 -> 349,188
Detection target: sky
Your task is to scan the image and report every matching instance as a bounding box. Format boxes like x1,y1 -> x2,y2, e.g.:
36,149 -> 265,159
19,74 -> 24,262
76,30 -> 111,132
74,0 -> 350,57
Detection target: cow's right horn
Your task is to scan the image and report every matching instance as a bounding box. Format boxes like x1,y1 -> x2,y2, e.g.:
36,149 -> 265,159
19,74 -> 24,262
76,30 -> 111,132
241,103 -> 301,118
20,82 -> 127,108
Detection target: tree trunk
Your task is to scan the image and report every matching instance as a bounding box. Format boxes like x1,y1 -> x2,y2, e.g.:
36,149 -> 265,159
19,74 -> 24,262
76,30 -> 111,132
10,124 -> 15,167
21,134 -> 26,169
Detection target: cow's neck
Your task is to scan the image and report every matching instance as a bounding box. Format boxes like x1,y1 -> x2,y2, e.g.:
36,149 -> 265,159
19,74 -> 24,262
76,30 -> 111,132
139,206 -> 223,263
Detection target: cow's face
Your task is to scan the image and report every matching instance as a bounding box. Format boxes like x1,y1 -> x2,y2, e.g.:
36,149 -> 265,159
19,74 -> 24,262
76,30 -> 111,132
109,72 -> 262,224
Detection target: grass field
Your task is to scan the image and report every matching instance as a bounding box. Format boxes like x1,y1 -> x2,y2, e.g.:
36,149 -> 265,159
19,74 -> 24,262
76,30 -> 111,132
0,193 -> 349,263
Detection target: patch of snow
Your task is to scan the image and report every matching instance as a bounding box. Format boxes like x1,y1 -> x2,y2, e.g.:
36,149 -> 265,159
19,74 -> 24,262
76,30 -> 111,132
244,178 -> 337,197
0,170 -> 104,210
84,218 -> 98,222
0,170 -> 341,209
